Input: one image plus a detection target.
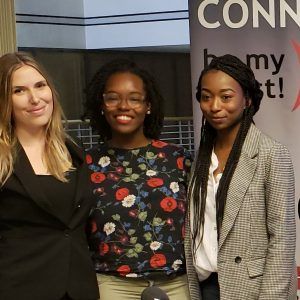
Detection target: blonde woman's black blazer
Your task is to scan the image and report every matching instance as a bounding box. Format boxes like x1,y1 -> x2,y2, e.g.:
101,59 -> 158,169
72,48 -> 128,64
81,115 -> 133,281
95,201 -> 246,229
0,141 -> 99,300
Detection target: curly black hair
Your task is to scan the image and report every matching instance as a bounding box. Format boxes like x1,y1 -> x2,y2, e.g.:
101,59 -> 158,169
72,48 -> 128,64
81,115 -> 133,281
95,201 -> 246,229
83,59 -> 164,141
189,54 -> 264,253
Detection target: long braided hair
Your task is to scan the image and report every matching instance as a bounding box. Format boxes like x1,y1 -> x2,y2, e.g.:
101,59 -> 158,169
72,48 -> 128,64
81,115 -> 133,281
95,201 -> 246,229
189,55 -> 263,254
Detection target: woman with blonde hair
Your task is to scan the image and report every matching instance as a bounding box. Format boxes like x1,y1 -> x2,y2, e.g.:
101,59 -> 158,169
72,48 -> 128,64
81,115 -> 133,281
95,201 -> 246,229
0,52 -> 99,300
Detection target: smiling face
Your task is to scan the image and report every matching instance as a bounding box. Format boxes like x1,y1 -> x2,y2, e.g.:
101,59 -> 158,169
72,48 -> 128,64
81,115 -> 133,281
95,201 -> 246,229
102,72 -> 150,143
199,70 -> 249,135
11,65 -> 53,134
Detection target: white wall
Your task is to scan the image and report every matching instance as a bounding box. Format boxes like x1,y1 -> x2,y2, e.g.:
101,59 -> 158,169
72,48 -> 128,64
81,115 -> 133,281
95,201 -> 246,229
15,0 -> 86,49
15,0 -> 84,17
14,0 -> 190,49
16,24 -> 86,49
85,19 -> 190,49
83,0 -> 188,16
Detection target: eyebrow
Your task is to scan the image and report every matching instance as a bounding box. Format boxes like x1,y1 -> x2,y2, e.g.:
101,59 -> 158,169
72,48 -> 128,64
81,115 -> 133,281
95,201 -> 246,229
201,88 -> 236,93
104,91 -> 144,95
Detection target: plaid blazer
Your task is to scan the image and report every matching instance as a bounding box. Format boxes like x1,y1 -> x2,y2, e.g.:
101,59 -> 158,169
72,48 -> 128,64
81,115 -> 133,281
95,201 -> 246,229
185,124 -> 297,300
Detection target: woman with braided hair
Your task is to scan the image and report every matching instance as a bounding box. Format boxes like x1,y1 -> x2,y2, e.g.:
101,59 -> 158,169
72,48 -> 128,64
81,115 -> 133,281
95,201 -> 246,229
185,54 -> 296,300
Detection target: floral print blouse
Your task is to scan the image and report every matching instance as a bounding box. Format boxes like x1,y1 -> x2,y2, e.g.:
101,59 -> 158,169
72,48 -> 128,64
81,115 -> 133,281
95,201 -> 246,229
86,140 -> 192,278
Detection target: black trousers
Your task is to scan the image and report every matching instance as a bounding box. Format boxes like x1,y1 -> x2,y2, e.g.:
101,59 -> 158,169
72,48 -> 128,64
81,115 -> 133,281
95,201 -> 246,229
199,272 -> 220,300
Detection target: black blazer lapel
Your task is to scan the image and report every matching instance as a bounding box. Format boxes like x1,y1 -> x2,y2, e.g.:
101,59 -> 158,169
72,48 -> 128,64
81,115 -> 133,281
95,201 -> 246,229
12,140 -> 88,227
65,140 -> 88,216
13,145 -> 62,222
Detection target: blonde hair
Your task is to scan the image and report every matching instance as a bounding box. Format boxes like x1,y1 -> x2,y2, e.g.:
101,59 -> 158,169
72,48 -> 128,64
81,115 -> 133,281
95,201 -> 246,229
0,52 -> 73,185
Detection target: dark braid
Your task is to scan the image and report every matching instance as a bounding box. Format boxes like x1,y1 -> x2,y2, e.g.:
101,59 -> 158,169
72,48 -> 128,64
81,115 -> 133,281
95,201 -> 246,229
215,106 -> 255,237
189,118 -> 215,250
189,55 -> 263,255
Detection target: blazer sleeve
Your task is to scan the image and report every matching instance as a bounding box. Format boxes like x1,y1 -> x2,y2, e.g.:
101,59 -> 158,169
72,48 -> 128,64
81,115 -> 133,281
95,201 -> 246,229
258,142 -> 296,299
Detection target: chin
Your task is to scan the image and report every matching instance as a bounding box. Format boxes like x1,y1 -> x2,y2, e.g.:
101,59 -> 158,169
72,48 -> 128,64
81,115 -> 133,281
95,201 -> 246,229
30,119 -> 51,129
112,124 -> 139,134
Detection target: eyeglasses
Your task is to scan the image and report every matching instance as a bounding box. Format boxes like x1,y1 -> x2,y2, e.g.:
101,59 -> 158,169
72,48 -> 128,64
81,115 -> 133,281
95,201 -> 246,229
103,92 -> 146,109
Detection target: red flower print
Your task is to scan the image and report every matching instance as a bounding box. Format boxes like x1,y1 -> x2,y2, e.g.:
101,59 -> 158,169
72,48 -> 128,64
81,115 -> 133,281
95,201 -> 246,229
160,197 -> 177,212
177,157 -> 184,170
117,265 -> 131,276
157,152 -> 166,158
147,178 -> 164,188
150,253 -> 166,268
91,172 -> 106,183
152,140 -> 168,148
86,154 -> 92,164
115,188 -> 130,201
99,242 -> 109,255
91,221 -> 97,233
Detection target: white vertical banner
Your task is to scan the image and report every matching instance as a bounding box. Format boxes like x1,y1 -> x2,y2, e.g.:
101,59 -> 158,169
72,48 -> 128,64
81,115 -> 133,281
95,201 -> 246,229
188,0 -> 300,293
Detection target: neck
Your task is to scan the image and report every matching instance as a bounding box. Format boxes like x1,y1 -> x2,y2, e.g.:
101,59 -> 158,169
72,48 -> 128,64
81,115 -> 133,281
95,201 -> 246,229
109,132 -> 150,149
215,122 -> 241,151
15,126 -> 46,149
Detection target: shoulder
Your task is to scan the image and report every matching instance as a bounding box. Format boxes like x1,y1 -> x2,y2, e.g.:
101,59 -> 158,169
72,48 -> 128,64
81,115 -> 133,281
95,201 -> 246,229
151,140 -> 192,157
244,124 -> 290,157
245,126 -> 293,175
150,140 -> 193,172
255,127 -> 291,157
85,143 -> 107,155
151,140 -> 193,163
85,143 -> 108,165
65,138 -> 85,163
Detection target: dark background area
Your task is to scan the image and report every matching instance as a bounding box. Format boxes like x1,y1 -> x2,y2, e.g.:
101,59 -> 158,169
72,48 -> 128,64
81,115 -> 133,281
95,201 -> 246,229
20,48 -> 193,120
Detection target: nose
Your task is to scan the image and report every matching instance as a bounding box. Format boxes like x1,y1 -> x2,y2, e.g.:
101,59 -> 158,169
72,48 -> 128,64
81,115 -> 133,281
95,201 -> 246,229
210,98 -> 221,112
29,90 -> 40,105
118,97 -> 130,110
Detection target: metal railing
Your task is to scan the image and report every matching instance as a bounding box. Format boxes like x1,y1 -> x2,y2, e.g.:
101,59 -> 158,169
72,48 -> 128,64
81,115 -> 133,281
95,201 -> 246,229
65,117 -> 195,152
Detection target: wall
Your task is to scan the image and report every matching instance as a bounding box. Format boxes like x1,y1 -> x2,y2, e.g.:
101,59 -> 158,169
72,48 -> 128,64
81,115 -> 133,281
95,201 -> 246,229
14,0 -> 86,48
14,0 -> 190,49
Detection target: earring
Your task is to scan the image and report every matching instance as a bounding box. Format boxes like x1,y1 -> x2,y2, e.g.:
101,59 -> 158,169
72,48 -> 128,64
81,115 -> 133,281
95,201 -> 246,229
101,110 -> 104,115
146,110 -> 151,115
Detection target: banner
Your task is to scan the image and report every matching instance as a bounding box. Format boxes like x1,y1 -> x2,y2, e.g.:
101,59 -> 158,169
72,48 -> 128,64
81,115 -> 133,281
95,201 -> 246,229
189,0 -> 300,294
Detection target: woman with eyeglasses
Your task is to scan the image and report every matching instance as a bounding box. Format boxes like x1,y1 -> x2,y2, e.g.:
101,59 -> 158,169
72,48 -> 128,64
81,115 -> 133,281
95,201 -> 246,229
83,59 -> 192,300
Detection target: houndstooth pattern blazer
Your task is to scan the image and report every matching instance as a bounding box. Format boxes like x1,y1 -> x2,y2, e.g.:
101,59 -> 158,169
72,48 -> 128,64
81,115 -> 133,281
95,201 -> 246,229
185,124 -> 297,300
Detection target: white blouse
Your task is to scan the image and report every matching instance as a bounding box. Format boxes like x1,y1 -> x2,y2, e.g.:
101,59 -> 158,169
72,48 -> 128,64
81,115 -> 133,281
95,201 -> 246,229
191,150 -> 222,281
